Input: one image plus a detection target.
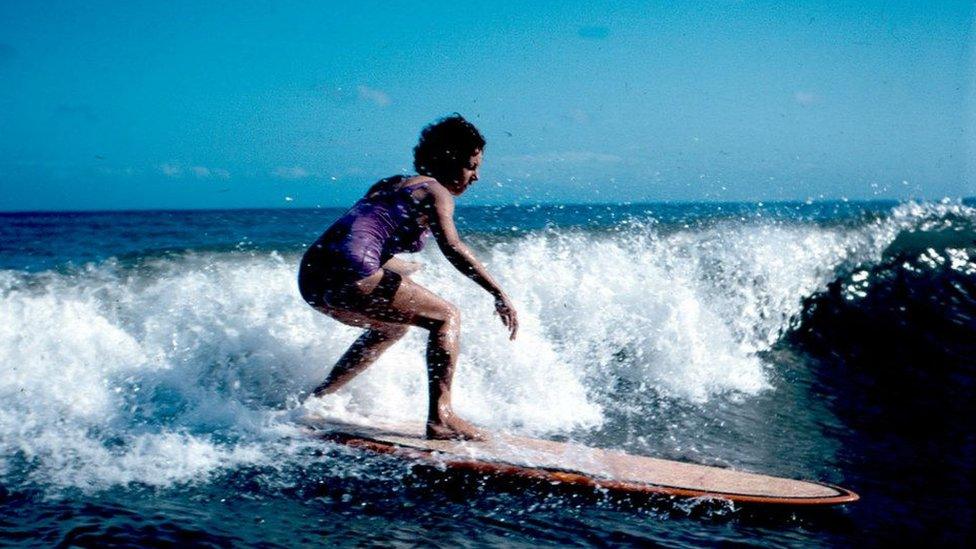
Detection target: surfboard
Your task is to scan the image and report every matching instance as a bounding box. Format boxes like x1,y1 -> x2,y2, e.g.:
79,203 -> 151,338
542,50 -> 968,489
299,415 -> 859,507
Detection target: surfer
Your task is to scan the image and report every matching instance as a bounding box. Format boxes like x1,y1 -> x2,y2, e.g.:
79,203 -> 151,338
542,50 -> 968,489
298,114 -> 518,441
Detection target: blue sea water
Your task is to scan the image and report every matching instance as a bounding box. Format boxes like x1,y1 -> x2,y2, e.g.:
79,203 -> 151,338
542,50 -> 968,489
1,199 -> 975,546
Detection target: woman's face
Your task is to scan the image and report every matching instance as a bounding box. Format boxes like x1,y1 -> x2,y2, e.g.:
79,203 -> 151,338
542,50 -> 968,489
445,150 -> 482,195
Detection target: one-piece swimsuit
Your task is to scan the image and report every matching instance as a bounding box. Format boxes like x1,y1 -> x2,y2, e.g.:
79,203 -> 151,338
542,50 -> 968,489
298,175 -> 430,309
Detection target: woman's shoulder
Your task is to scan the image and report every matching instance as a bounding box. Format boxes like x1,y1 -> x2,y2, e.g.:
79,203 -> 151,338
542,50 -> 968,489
400,175 -> 439,188
369,175 -> 437,192
398,175 -> 450,201
364,174 -> 421,197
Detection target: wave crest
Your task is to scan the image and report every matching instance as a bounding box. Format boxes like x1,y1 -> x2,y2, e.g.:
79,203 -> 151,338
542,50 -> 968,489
4,199 -> 974,490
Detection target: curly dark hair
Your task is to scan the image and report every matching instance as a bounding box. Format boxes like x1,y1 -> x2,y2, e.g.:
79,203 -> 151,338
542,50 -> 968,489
413,114 -> 486,178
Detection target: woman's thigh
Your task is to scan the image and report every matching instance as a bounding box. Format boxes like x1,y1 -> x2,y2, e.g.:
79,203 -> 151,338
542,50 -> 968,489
318,269 -> 455,331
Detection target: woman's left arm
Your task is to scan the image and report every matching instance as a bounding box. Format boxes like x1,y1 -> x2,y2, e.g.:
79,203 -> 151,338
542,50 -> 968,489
426,183 -> 518,339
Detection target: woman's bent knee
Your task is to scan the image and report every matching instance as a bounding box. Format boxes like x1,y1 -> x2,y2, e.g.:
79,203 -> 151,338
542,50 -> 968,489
435,303 -> 461,334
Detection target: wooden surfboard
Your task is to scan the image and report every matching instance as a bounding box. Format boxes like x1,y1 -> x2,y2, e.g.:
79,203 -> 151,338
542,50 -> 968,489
300,415 -> 859,507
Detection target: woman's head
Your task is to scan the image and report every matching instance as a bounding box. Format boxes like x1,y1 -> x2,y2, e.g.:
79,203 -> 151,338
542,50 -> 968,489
414,114 -> 485,194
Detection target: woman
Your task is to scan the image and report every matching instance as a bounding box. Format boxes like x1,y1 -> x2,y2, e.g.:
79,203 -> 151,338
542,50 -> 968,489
298,114 -> 518,441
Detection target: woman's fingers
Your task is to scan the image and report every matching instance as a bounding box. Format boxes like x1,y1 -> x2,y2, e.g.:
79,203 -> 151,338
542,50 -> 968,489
494,296 -> 518,340
500,308 -> 518,340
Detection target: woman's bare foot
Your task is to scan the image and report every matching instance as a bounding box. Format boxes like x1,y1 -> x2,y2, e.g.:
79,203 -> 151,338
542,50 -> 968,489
426,413 -> 487,441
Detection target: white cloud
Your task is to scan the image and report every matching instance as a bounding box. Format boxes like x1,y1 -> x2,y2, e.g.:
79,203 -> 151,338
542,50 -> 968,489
357,85 -> 392,107
794,91 -> 821,106
159,163 -> 182,177
97,166 -> 138,177
272,166 -> 310,179
161,163 -> 230,179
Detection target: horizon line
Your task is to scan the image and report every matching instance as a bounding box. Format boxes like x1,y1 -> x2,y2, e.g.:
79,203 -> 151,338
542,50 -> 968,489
2,196 -> 973,216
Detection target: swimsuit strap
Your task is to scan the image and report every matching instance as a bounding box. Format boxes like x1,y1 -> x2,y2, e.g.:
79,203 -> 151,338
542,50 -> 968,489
399,179 -> 431,204
363,176 -> 432,204
401,180 -> 430,192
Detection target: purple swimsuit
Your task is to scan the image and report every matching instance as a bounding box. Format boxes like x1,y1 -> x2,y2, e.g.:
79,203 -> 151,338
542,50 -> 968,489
298,175 -> 430,307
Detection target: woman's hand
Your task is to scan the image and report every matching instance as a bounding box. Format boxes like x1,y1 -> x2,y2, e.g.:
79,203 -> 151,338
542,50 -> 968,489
494,294 -> 519,340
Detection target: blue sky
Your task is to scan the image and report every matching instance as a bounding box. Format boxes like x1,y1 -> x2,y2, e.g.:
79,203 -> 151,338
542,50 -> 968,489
0,1 -> 973,211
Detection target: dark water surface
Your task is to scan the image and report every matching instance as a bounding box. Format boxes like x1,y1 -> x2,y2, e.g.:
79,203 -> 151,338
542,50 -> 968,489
2,199 -> 974,546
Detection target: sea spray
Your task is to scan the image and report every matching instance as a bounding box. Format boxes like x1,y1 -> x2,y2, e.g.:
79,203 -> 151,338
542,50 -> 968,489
1,200 -> 971,492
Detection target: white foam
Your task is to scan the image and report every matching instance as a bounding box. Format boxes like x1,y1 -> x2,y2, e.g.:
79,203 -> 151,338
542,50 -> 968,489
3,202 -> 951,491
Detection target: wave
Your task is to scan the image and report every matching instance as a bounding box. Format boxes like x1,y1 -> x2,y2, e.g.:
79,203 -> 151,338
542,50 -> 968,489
789,200 -> 976,369
2,200 -> 973,491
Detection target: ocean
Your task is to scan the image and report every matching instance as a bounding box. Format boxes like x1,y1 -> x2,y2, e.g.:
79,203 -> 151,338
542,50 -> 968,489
1,199 -> 974,546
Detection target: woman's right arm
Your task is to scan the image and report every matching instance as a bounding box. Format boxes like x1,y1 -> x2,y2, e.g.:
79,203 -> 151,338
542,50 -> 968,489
426,184 -> 518,339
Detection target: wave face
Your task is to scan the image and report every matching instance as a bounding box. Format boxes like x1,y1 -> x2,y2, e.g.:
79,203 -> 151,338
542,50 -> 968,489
1,200 -> 974,494
790,200 -> 976,369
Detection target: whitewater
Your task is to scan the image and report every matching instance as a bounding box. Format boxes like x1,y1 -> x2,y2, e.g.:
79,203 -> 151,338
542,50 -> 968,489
2,199 -> 975,545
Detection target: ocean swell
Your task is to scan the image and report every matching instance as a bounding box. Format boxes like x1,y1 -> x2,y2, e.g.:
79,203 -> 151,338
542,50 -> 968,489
2,200 -> 971,491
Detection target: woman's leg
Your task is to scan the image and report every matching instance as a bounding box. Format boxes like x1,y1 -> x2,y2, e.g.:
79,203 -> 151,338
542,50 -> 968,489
314,270 -> 483,440
307,271 -> 409,397
312,321 -> 409,397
